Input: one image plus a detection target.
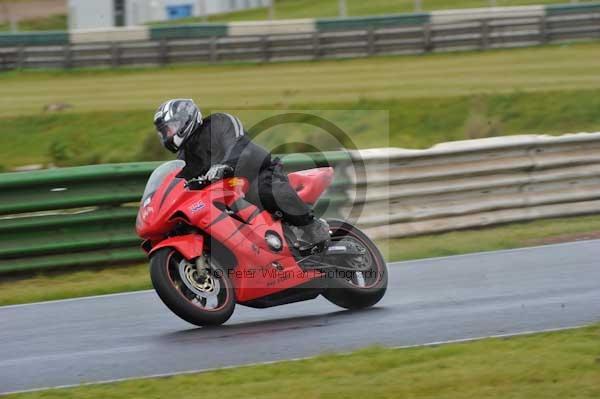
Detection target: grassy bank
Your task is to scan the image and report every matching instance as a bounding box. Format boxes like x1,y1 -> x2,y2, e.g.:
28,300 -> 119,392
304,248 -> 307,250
0,14 -> 66,32
3,89 -> 600,168
7,323 -> 600,398
1,214 -> 598,307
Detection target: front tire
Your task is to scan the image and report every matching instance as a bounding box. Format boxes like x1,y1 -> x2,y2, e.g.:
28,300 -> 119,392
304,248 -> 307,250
322,219 -> 388,310
150,248 -> 235,326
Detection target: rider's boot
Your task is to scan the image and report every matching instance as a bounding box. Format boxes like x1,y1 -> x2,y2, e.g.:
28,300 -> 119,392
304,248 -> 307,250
292,218 -> 331,252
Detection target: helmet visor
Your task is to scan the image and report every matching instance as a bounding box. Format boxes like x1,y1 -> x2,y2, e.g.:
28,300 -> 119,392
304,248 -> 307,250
156,120 -> 185,141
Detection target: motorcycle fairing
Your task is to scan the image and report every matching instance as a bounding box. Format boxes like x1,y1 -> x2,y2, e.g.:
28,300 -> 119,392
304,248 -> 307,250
149,234 -> 204,260
137,164 -> 330,303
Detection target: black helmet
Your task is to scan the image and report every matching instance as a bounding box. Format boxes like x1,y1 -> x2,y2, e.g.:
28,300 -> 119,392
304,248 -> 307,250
153,99 -> 202,153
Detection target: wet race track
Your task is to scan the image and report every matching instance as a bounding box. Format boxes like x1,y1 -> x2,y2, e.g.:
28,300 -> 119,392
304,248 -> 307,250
1,240 -> 599,394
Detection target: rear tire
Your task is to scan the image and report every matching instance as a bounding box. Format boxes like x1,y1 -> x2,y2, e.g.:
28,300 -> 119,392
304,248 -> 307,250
150,248 -> 235,327
322,219 -> 388,310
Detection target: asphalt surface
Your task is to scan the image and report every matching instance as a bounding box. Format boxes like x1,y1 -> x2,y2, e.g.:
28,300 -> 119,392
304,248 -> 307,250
1,240 -> 599,394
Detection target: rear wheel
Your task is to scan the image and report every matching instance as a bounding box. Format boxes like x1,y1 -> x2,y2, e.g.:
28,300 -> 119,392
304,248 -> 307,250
150,248 -> 235,326
322,219 -> 388,309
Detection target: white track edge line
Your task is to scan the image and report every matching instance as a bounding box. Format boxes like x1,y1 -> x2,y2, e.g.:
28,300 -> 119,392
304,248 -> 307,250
2,238 -> 598,310
0,324 -> 590,396
391,238 -> 600,265
0,290 -> 154,310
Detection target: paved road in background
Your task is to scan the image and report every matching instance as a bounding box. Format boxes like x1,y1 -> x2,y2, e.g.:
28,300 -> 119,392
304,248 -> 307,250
1,240 -> 599,394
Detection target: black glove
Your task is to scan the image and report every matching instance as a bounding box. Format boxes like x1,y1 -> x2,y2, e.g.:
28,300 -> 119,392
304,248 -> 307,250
184,177 -> 207,190
204,164 -> 233,182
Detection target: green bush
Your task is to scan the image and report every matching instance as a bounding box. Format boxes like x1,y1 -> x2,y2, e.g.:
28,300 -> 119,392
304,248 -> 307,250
463,96 -> 503,140
48,136 -> 103,167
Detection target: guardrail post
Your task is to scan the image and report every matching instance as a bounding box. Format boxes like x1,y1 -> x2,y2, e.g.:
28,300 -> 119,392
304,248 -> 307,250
312,31 -> 320,60
111,43 -> 120,68
423,23 -> 433,52
539,15 -> 548,44
367,27 -> 376,56
16,45 -> 26,69
159,39 -> 169,66
63,44 -> 72,69
480,20 -> 490,50
209,36 -> 218,63
261,35 -> 270,62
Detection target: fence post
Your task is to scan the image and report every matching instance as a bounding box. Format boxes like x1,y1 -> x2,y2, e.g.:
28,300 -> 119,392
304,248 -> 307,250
480,20 -> 489,50
414,0 -> 422,12
367,26 -> 376,56
111,43 -> 120,68
312,31 -> 320,60
269,0 -> 275,20
338,0 -> 347,18
209,36 -> 218,62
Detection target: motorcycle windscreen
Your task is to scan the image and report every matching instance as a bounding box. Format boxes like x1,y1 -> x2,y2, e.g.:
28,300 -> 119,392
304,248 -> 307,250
141,160 -> 186,203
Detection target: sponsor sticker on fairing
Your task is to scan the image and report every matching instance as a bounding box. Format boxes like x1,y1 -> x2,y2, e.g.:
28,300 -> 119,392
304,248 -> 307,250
190,201 -> 206,213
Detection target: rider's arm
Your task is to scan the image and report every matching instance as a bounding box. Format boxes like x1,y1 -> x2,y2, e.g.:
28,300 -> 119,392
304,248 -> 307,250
209,113 -> 249,171
210,113 -> 271,179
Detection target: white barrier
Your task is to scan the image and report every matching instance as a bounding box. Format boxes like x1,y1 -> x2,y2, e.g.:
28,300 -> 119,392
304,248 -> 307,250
344,133 -> 600,239
70,27 -> 151,44
228,19 -> 316,36
430,5 -> 545,24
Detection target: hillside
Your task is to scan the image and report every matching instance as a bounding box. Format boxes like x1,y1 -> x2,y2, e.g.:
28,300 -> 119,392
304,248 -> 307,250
1,42 -> 600,169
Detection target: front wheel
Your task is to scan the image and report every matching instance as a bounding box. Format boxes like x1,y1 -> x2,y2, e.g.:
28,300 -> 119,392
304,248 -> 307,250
322,219 -> 388,310
150,248 -> 235,326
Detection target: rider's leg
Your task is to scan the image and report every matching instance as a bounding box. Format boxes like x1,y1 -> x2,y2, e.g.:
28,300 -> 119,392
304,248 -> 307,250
257,160 -> 330,248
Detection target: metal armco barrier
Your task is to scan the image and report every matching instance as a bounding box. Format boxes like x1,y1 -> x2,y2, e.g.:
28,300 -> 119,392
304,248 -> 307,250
1,133 -> 599,274
347,133 -> 600,240
0,153 -> 350,274
1,3 -> 600,70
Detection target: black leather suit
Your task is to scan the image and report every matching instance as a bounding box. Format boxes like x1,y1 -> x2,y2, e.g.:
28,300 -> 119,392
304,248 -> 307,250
177,113 -> 313,226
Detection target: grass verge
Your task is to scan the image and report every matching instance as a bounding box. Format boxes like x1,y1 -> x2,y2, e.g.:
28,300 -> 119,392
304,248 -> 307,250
1,214 -> 598,307
3,42 -> 600,118
0,264 -> 150,307
380,214 -> 600,261
6,323 -> 600,398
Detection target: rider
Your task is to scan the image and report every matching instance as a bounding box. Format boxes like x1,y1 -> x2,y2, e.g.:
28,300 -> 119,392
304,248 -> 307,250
153,99 -> 330,250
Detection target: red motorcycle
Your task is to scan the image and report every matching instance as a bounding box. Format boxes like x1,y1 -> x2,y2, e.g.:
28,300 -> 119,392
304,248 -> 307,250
136,160 -> 387,326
